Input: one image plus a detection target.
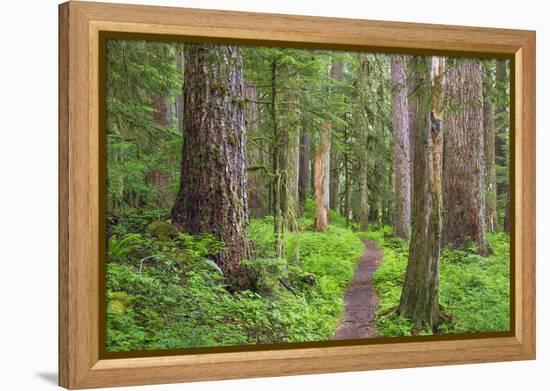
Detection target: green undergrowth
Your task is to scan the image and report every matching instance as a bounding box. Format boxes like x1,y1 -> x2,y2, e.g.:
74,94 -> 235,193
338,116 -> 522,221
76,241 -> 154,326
366,228 -> 510,336
106,203 -> 363,352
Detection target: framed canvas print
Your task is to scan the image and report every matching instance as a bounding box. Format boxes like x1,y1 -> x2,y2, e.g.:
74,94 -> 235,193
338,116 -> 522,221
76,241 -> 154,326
58,1 -> 536,389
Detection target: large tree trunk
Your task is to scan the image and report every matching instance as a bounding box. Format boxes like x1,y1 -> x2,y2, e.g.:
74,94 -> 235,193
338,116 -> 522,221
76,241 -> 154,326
495,60 -> 510,232
282,87 -> 300,230
175,49 -> 185,135
355,53 -> 369,231
442,59 -> 490,255
314,120 -> 331,231
288,131 -> 300,225
398,56 -> 444,331
279,120 -> 290,230
314,61 -> 341,231
171,44 -> 253,288
270,60 -> 285,257
406,56 -> 418,207
483,64 -> 497,232
390,55 -> 411,239
298,117 -> 310,211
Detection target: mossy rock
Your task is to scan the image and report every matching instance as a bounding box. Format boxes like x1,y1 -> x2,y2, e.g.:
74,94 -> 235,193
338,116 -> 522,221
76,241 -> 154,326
146,220 -> 176,241
108,300 -> 127,316
107,291 -> 131,316
288,266 -> 317,287
301,273 -> 317,285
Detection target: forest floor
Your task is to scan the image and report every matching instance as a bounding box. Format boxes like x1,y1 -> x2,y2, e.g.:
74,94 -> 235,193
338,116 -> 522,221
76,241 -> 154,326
333,239 -> 382,340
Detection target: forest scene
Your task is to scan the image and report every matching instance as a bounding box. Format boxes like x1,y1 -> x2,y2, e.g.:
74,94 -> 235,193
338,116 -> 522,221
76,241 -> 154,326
105,39 -> 511,352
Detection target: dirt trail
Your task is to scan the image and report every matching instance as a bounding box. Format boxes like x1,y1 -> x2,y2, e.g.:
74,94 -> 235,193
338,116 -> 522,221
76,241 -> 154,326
333,239 -> 382,340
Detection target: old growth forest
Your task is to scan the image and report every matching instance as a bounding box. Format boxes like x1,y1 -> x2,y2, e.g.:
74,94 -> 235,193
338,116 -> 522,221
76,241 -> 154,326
105,40 -> 511,352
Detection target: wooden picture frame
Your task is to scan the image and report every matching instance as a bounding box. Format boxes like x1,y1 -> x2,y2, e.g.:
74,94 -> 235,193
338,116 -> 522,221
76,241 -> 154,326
59,1 -> 536,389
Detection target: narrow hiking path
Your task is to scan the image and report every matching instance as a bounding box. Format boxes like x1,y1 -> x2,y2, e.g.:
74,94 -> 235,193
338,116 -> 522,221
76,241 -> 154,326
333,239 -> 382,340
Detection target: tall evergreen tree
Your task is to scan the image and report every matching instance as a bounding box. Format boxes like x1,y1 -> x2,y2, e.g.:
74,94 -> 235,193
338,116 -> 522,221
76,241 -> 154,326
314,61 -> 342,231
171,44 -> 254,288
390,54 -> 411,239
442,59 -> 490,255
353,53 -> 369,231
398,56 -> 444,331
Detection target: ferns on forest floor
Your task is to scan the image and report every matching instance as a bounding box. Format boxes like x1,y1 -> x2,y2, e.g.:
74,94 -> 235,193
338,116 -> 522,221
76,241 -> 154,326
106,212 -> 363,352
105,206 -> 510,352
368,229 -> 510,336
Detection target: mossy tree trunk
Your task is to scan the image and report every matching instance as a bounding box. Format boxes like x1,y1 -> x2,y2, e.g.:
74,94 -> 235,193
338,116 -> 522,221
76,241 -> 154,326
390,54 -> 411,239
398,56 -> 444,332
442,59 -> 490,255
407,56 -> 418,207
281,85 -> 300,231
171,44 -> 254,288
270,59 -> 285,257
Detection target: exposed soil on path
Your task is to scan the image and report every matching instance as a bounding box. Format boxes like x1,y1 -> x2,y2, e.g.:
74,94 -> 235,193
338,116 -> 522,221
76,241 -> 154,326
333,239 -> 382,340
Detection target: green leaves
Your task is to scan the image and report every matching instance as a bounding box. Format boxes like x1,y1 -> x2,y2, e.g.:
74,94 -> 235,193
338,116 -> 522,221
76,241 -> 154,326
177,233 -> 227,263
108,233 -> 144,263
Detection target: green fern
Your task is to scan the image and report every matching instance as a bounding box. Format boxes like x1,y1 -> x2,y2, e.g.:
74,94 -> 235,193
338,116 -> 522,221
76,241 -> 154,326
108,233 -> 143,262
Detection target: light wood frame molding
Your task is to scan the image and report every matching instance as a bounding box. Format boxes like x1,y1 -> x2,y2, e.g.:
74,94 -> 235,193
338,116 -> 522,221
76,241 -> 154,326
58,1 -> 536,389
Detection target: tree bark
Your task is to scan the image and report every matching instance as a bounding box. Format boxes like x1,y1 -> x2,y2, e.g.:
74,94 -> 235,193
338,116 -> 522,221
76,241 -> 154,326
390,55 -> 411,239
171,44 -> 254,288
175,49 -> 185,135
288,130 -> 300,225
354,53 -> 369,230
282,87 -> 300,230
495,60 -> 510,232
406,56 -> 418,208
279,119 -> 290,230
398,56 -> 444,331
298,118 -> 310,211
151,95 -> 171,126
483,64 -> 497,232
442,59 -> 490,255
314,120 -> 331,231
270,59 -> 285,257
314,61 -> 340,231
330,150 -> 340,211
342,122 -> 351,226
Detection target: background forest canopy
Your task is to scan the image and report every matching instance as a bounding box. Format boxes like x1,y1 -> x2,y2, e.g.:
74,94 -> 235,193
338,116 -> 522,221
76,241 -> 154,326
105,39 -> 511,352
